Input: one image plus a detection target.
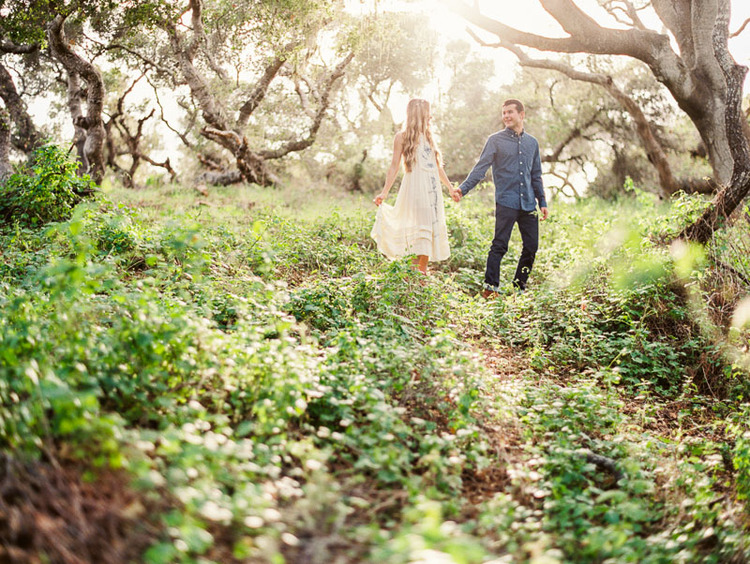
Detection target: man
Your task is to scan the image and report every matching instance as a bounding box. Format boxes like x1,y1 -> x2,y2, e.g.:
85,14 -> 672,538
453,99 -> 548,297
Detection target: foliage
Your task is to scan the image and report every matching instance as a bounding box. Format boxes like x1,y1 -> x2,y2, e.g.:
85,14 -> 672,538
474,373 -> 745,563
1,184 -> 749,562
435,41 -> 504,179
0,144 -> 95,227
0,0 -> 128,44
729,405 -> 750,501
349,11 -> 437,98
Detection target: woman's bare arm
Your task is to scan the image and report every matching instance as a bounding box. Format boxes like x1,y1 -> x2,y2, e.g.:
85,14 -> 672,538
374,133 -> 403,206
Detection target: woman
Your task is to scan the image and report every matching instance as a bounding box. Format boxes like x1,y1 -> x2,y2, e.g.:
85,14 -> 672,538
371,98 -> 459,274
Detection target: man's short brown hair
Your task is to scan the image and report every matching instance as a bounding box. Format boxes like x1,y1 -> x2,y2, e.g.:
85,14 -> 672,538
503,99 -> 525,113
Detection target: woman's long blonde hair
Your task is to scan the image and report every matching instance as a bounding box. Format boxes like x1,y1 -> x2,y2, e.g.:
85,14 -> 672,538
401,98 -> 441,173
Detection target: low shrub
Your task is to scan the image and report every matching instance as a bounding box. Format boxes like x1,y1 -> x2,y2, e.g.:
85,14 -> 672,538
0,144 -> 95,228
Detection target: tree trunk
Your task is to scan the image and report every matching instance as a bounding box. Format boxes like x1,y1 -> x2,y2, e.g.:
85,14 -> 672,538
649,0 -> 736,185
0,107 -> 11,180
65,71 -> 89,174
199,126 -> 280,185
197,169 -> 243,186
680,4 -> 750,243
47,15 -> 106,185
101,73 -> 178,188
0,61 -> 42,154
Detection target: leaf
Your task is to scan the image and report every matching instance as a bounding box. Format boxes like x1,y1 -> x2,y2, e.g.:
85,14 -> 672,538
236,420 -> 254,437
143,542 -> 179,564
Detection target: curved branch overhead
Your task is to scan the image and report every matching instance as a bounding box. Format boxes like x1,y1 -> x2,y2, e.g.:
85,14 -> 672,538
443,0 -> 670,61
444,0 -> 697,137
468,29 -> 679,197
0,41 -> 38,55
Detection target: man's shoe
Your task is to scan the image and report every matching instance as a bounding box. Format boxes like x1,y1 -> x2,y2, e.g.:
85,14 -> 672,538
481,288 -> 498,299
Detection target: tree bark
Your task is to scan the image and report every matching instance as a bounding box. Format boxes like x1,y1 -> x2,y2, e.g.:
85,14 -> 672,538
0,107 -> 11,180
47,14 -> 106,185
65,70 -> 89,173
446,0 -> 749,238
0,60 -> 43,154
680,2 -> 750,243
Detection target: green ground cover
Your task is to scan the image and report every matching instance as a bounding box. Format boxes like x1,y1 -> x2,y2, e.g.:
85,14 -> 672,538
1,151 -> 749,562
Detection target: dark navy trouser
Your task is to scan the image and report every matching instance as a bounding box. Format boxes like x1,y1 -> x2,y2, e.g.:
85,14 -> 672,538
484,205 -> 539,291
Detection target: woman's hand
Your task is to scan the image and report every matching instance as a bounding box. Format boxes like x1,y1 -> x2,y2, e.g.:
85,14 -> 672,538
373,193 -> 386,206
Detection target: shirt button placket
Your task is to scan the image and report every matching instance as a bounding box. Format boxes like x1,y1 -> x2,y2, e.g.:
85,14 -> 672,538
519,140 -> 522,188
520,139 -> 523,197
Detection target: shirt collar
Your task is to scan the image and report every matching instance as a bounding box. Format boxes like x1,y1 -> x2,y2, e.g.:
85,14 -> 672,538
503,127 -> 525,138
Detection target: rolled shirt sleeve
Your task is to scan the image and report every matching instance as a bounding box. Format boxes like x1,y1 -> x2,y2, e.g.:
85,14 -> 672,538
531,143 -> 546,209
459,138 -> 495,197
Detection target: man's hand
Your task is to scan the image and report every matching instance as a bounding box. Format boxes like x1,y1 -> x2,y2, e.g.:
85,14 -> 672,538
451,189 -> 462,203
540,207 -> 549,220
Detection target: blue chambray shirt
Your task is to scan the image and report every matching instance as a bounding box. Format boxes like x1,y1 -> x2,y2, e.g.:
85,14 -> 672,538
458,128 -> 547,212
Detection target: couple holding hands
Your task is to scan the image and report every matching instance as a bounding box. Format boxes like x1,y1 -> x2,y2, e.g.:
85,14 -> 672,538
371,98 -> 549,297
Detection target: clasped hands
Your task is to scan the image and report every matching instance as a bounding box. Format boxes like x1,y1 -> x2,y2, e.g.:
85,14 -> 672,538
373,187 -> 462,206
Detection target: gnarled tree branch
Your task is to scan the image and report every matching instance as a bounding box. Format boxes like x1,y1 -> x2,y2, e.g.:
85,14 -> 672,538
258,52 -> 353,160
0,40 -> 38,55
731,17 -> 750,38
236,49 -> 292,127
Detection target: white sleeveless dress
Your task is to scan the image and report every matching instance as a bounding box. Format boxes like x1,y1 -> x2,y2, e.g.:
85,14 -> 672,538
371,138 -> 450,261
